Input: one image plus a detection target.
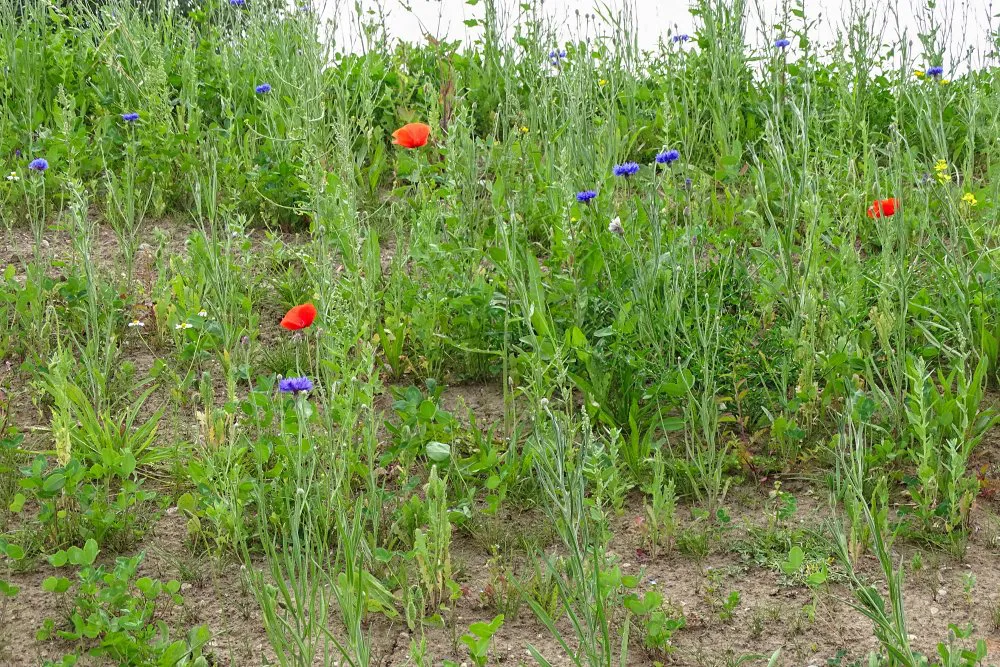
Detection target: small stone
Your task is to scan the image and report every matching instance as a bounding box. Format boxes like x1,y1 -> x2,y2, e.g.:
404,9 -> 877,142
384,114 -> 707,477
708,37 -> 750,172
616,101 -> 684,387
936,587 -> 948,601
930,606 -> 939,615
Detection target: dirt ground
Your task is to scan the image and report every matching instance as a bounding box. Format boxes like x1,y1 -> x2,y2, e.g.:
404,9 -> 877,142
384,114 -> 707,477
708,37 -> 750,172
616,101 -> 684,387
4,222 -> 1000,666
6,463 -> 1000,666
6,381 -> 1000,666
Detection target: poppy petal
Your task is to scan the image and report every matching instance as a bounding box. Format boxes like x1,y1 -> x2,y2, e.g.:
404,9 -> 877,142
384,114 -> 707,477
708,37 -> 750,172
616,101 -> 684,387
392,122 -> 430,149
866,198 -> 897,218
280,303 -> 317,331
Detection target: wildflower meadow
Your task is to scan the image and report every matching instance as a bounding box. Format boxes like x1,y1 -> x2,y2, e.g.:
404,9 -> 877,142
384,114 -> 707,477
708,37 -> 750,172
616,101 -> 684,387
3,0 -> 1000,665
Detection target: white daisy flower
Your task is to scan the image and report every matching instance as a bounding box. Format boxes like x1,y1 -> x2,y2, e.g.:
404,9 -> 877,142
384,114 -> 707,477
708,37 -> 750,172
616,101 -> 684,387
127,320 -> 145,328
175,322 -> 193,330
197,310 -> 207,317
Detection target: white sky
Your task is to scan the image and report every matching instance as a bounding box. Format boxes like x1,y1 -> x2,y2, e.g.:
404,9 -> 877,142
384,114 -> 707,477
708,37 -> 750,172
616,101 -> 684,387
319,0 -> 997,71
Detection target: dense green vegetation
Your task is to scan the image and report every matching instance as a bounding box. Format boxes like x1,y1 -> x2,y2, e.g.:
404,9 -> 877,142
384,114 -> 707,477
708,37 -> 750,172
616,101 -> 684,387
3,0 -> 1000,664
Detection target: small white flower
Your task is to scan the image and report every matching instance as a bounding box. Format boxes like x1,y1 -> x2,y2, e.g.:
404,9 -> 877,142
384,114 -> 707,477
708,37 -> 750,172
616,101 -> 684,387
6,172 -> 18,182
127,320 -> 145,328
608,216 -> 624,235
197,310 -> 208,317
175,322 -> 193,330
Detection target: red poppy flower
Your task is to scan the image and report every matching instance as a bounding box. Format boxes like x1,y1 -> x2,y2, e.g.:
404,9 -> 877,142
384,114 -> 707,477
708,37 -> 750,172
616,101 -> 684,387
280,303 -> 317,331
867,198 -> 898,218
391,122 -> 431,149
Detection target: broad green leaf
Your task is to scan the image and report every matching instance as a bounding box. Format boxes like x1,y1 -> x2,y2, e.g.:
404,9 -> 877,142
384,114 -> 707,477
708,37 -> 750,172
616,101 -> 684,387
426,441 -> 451,462
42,576 -> 72,593
8,493 -> 25,513
176,492 -> 198,514
81,538 -> 98,566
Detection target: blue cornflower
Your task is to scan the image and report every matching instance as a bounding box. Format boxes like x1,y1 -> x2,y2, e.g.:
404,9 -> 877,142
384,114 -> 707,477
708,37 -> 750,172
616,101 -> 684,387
672,34 -> 689,43
684,177 -> 693,190
655,149 -> 680,165
14,149 -> 22,158
927,65 -> 944,78
548,49 -> 567,65
576,190 -> 598,203
612,162 -> 640,177
230,0 -> 246,5
279,376 -> 313,393
28,158 -> 48,172
121,112 -> 139,122
775,37 -> 791,48
255,83 -> 272,94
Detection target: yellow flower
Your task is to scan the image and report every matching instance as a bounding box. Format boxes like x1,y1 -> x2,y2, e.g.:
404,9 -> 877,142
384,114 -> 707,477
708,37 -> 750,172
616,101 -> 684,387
962,192 -> 978,207
519,126 -> 529,134
598,78 -> 608,87
914,70 -> 925,78
933,159 -> 952,183
940,79 -> 950,85
570,216 -> 579,223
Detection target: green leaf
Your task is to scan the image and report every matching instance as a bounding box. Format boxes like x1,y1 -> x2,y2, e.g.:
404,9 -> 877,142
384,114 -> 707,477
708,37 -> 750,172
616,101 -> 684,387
806,564 -> 828,587
157,640 -> 187,666
426,441 -> 451,462
81,538 -> 99,566
780,546 -> 804,576
66,546 -> 84,565
661,416 -> 685,431
42,576 -> 72,593
120,449 -> 137,478
188,624 -> 211,649
8,493 -> 25,513
136,577 -> 161,599
176,492 -> 198,514
4,544 -> 24,561
48,550 -> 68,567
620,574 -> 639,588
42,472 -> 66,494
0,580 -> 19,597
417,400 -> 437,421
